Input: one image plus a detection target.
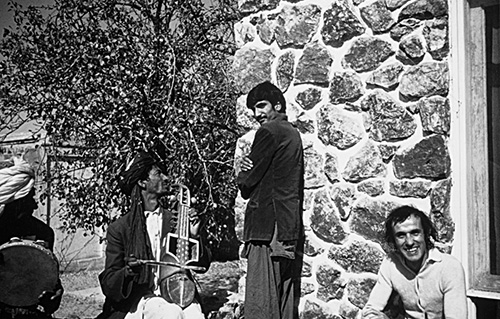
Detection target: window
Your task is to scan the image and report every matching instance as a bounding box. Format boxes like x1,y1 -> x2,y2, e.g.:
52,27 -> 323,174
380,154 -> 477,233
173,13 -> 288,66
452,1 -> 500,316
456,0 -> 500,301
486,3 -> 500,277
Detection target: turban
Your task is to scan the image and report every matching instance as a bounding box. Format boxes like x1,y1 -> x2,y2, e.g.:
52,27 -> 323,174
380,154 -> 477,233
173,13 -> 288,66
117,151 -> 156,196
118,151 -> 158,285
0,159 -> 35,216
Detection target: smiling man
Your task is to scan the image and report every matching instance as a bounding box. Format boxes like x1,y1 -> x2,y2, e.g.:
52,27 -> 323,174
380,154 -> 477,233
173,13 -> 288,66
237,81 -> 304,319
362,206 -> 467,319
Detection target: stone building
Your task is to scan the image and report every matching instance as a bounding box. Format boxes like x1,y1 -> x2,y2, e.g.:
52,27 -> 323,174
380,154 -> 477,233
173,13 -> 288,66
232,0 -> 499,318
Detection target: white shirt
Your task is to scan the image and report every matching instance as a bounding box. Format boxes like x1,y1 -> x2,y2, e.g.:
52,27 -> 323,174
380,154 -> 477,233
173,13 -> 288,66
145,207 -> 162,293
362,248 -> 467,319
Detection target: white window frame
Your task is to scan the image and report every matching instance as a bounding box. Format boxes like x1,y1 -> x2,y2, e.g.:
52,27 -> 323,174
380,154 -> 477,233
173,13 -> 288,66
450,0 -> 500,301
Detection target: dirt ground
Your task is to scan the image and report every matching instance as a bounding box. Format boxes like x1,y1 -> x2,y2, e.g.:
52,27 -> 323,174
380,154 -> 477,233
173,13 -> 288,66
53,261 -> 244,319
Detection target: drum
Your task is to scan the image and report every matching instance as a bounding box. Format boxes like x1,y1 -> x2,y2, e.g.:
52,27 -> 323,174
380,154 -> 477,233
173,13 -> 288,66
0,238 -> 59,307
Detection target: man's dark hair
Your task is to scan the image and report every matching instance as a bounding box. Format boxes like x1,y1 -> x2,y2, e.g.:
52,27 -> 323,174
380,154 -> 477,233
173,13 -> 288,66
246,81 -> 286,113
384,205 -> 437,250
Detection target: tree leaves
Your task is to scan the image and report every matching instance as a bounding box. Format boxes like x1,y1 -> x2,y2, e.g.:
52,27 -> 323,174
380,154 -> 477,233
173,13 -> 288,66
1,0 -> 242,257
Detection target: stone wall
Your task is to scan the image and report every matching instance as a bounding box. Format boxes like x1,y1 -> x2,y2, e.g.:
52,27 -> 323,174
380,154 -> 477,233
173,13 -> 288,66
231,0 -> 453,317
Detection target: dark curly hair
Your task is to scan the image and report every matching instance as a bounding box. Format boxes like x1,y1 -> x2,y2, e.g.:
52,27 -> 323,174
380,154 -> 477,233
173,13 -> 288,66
384,205 -> 437,250
246,81 -> 286,113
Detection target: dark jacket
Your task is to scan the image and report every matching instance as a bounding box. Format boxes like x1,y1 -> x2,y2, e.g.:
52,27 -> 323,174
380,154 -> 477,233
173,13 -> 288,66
237,113 -> 304,242
98,207 -> 211,319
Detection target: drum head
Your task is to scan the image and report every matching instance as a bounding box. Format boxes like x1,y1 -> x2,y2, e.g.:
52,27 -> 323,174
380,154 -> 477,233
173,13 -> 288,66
0,241 -> 59,307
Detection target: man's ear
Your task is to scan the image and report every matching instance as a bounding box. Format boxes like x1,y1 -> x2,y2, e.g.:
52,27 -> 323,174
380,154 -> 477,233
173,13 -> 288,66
274,102 -> 282,112
137,179 -> 146,188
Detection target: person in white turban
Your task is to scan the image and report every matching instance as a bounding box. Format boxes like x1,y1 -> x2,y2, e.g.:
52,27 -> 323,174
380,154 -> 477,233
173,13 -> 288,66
0,149 -> 63,318
0,150 -> 50,247
0,156 -> 35,216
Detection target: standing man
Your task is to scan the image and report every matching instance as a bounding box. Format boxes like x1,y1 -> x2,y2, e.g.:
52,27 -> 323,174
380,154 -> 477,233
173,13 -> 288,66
362,205 -> 467,319
237,81 -> 304,319
98,151 -> 211,319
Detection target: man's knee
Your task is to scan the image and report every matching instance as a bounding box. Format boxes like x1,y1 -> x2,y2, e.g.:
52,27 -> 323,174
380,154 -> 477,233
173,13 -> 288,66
142,297 -> 184,319
182,301 -> 204,319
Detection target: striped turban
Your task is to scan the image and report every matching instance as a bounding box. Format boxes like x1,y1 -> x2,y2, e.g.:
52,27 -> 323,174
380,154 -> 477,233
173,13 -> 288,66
0,158 -> 35,216
117,151 -> 156,196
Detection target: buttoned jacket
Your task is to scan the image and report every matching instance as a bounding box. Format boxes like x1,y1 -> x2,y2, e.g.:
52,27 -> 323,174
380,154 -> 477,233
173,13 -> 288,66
237,113 -> 304,242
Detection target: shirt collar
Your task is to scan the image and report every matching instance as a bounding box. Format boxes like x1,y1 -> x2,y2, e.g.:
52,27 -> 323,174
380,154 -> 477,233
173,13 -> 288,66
426,247 -> 443,263
392,247 -> 442,274
145,207 -> 161,218
267,112 -> 288,122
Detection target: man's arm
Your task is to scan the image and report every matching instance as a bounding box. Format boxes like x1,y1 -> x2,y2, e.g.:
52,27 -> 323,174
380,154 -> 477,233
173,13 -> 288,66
362,259 -> 394,319
442,259 -> 467,319
189,236 -> 212,273
237,127 -> 276,199
188,208 -> 212,272
99,224 -> 135,303
37,279 -> 63,314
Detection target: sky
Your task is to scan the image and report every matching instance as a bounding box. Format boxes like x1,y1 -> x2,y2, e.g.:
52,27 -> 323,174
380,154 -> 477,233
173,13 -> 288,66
0,0 -> 54,38
0,0 -> 217,39
0,1 -> 53,142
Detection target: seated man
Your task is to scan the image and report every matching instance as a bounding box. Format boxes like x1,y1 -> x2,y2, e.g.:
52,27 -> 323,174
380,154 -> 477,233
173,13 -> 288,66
0,152 -> 63,318
98,151 -> 211,319
0,188 -> 55,250
362,205 -> 467,319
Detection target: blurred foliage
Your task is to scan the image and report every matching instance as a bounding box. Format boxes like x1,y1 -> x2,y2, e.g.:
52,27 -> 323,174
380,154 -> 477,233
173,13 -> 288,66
0,0 -> 243,259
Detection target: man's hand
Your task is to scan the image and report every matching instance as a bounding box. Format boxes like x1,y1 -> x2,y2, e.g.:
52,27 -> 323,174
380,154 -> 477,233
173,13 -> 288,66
38,284 -> 63,314
124,254 -> 142,277
240,156 -> 253,172
189,208 -> 201,238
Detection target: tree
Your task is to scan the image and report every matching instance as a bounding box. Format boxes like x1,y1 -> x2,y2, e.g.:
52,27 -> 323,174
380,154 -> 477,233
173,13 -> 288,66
0,0 -> 242,259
